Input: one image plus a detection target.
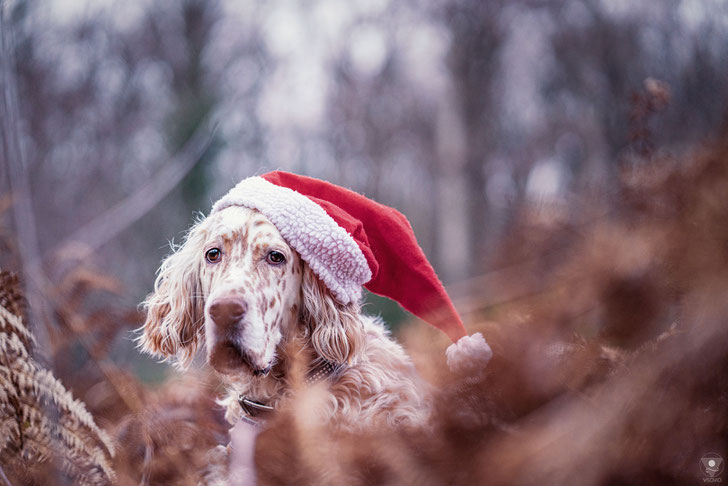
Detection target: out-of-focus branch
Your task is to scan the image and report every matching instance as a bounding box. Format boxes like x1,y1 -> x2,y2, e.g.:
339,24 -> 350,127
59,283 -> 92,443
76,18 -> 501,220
0,464 -> 12,486
49,121 -> 217,262
0,0 -> 51,345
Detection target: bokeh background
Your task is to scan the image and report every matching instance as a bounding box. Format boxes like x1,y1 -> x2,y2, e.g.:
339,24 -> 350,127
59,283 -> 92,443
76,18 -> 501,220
5,0 -> 728,349
2,0 -> 728,484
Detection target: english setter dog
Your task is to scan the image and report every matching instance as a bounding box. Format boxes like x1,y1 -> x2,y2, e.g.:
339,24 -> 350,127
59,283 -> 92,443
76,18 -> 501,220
139,205 -> 429,429
139,171 -> 491,432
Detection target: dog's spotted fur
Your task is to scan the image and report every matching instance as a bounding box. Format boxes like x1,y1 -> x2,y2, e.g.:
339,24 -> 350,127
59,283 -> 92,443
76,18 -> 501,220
140,206 -> 428,429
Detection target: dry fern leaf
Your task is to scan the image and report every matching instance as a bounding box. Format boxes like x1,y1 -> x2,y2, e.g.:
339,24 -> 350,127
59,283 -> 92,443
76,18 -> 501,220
0,270 -> 115,485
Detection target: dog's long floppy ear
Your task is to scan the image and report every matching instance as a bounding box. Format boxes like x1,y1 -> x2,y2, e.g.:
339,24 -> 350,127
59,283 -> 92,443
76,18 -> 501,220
300,265 -> 366,366
138,221 -> 207,368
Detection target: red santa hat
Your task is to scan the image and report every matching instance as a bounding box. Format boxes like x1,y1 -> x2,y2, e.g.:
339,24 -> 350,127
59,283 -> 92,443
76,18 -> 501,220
212,170 -> 492,372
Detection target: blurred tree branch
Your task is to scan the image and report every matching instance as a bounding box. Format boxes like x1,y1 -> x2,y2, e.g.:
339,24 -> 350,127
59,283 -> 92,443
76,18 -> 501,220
48,121 -> 217,264
0,464 -> 11,486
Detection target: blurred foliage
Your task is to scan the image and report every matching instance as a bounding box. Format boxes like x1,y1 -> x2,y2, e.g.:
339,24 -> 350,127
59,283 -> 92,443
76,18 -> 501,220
0,272 -> 115,485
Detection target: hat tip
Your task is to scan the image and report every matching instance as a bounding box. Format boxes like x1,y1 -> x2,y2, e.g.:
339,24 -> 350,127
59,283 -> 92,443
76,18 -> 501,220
445,332 -> 493,374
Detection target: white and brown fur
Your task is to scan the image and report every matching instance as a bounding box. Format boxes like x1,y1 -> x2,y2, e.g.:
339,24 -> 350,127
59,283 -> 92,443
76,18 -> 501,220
139,206 -> 428,430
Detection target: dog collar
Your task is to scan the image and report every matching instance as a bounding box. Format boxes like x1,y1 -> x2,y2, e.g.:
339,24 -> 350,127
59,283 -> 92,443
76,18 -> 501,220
237,396 -> 275,423
238,360 -> 338,426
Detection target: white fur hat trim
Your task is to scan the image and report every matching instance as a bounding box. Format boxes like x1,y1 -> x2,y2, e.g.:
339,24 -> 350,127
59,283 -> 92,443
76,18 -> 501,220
445,333 -> 493,374
211,176 -> 372,304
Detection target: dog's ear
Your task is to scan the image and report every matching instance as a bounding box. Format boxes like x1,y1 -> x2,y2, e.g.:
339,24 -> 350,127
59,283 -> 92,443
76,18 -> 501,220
138,221 -> 207,368
300,265 -> 365,366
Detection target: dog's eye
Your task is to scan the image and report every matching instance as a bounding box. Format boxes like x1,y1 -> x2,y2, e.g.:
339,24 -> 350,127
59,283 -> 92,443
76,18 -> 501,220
266,250 -> 286,265
205,248 -> 222,263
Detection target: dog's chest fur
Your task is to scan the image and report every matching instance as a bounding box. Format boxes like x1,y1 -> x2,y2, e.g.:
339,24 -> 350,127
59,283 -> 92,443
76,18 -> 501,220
220,315 -> 429,430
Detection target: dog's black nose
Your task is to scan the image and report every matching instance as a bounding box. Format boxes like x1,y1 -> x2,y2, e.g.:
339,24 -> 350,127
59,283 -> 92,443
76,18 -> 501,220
208,298 -> 247,330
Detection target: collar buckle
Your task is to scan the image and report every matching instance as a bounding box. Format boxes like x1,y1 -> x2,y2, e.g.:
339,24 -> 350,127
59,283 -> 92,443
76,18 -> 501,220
238,395 -> 275,418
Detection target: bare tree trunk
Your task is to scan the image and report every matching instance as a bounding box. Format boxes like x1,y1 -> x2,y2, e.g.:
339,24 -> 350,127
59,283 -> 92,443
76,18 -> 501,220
435,92 -> 470,282
0,2 -> 52,351
442,0 -> 504,276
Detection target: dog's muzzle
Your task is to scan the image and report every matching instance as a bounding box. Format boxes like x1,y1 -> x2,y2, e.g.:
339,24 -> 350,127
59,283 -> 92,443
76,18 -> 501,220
207,296 -> 273,374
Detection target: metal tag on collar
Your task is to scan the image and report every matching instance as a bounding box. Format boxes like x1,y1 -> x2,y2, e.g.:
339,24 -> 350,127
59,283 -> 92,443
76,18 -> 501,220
239,415 -> 260,427
238,395 -> 275,417
304,361 -> 337,387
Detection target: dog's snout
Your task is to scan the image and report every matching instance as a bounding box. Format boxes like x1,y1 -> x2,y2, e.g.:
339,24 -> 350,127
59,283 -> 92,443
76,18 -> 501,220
209,298 -> 247,329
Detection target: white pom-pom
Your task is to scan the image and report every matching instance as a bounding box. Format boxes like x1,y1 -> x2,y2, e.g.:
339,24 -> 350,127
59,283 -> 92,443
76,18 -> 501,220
446,333 -> 493,374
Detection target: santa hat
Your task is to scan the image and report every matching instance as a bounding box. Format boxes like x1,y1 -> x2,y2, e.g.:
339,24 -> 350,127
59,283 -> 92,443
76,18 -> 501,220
212,171 -> 492,372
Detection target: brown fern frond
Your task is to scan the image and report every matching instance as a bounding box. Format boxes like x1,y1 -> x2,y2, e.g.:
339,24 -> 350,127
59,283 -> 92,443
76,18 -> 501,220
0,270 -> 116,485
0,271 -> 24,320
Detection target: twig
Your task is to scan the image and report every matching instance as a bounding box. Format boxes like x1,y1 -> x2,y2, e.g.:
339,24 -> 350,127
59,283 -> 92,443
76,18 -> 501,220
0,463 -> 13,486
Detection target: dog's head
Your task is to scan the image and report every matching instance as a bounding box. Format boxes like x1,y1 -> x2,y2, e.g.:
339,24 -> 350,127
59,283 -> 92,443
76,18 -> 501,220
139,206 -> 364,377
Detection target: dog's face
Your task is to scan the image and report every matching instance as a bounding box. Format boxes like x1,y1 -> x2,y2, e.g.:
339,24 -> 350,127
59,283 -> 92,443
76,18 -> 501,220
200,206 -> 303,374
140,206 -> 303,376
140,205 -> 363,378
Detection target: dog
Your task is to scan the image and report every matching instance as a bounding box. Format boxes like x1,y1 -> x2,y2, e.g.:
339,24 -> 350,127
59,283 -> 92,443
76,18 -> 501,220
139,205 -> 429,429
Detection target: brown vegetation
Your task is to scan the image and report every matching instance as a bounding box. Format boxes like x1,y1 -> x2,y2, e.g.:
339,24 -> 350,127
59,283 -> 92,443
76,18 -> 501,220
0,271 -> 115,485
